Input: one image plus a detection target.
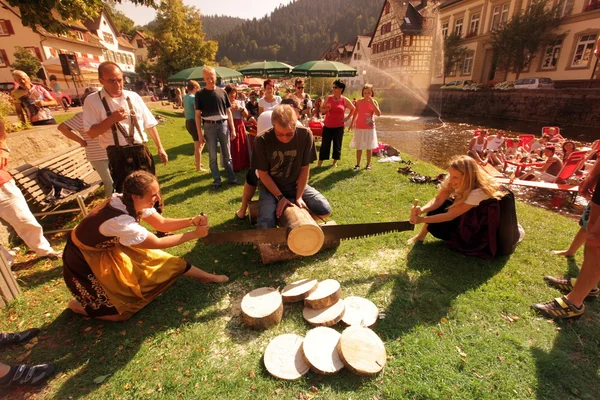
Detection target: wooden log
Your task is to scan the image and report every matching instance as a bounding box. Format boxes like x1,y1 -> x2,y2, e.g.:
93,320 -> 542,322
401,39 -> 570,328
264,334 -> 310,380
302,327 -> 344,375
258,239 -> 340,265
281,278 -> 318,302
248,200 -> 258,225
240,287 -> 283,330
303,298 -> 345,327
337,326 -> 386,376
0,251 -> 20,307
304,279 -> 342,309
278,206 -> 324,256
341,296 -> 379,328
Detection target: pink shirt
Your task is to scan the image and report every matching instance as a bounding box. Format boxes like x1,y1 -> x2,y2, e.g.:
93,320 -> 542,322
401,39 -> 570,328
323,96 -> 346,128
355,99 -> 376,129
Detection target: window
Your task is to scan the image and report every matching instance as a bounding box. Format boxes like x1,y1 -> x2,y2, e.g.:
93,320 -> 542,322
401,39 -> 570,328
0,50 -> 8,67
541,39 -> 562,69
555,0 -> 573,17
571,34 -> 598,67
454,18 -> 463,37
403,35 -> 413,47
469,13 -> 480,36
357,54 -> 362,60
401,55 -> 411,66
384,41 -> 388,51
50,48 -> 57,57
0,20 -> 14,36
463,53 -> 474,74
103,32 -> 114,44
136,39 -> 144,48
385,2 -> 391,14
75,31 -> 84,41
107,50 -> 115,62
441,22 -> 449,37
389,39 -> 395,49
25,46 -> 42,61
137,55 -> 144,63
395,37 -> 401,48
128,54 -> 134,65
491,3 -> 509,31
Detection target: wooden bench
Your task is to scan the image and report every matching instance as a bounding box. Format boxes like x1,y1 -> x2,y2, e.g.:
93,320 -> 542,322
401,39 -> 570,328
9,145 -> 103,234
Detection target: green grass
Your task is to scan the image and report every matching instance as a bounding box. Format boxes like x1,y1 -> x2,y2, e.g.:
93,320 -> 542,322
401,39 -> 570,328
1,111 -> 599,399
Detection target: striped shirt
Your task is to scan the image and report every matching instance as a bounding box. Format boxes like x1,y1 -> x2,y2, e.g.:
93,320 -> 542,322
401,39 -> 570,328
63,112 -> 108,162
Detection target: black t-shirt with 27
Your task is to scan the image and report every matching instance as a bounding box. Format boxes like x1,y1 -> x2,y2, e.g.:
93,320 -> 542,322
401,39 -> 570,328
195,88 -> 230,119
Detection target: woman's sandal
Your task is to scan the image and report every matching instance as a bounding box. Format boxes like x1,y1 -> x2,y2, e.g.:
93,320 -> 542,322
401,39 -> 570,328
544,276 -> 599,300
365,165 -> 372,170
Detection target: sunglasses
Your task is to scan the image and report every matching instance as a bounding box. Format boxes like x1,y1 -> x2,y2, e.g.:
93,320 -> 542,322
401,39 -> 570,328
297,86 -> 304,89
274,127 -> 295,138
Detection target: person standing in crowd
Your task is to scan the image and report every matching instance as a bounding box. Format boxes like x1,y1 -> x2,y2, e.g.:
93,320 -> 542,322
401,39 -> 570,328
318,79 -> 355,168
225,85 -> 250,172
57,88 -> 113,198
194,66 -> 238,189
291,78 -> 312,124
312,97 -> 323,119
183,80 -> 206,172
258,79 -> 281,115
246,91 -> 259,120
349,83 -> 381,171
49,75 -> 68,112
83,62 -> 168,194
174,87 -> 183,109
252,104 -> 331,229
11,70 -> 57,126
0,121 -> 62,262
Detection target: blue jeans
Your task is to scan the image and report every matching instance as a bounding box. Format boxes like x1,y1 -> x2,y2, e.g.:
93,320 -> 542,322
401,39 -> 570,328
257,185 -> 332,229
203,122 -> 236,184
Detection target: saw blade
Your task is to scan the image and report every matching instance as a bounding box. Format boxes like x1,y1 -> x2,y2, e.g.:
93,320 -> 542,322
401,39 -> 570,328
321,221 -> 414,243
202,227 -> 287,245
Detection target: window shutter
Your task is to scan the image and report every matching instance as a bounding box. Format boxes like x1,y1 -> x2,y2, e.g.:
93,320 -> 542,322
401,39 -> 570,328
50,48 -> 57,57
5,20 -> 14,35
34,47 -> 43,61
1,50 -> 9,66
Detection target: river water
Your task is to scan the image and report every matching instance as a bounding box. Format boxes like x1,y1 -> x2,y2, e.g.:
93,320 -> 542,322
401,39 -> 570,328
374,115 -> 600,217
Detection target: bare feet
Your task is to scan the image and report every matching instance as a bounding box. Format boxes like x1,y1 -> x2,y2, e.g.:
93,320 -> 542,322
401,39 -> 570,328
195,162 -> 207,172
235,209 -> 245,220
67,299 -> 88,316
332,161 -> 338,167
317,161 -> 323,167
200,274 -> 229,284
407,234 -> 426,245
551,249 -> 575,257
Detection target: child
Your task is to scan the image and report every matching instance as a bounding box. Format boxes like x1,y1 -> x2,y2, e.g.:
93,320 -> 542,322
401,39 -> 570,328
349,84 -> 381,171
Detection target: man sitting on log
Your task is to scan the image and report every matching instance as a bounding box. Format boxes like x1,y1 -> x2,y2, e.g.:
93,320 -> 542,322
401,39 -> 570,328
252,104 -> 332,229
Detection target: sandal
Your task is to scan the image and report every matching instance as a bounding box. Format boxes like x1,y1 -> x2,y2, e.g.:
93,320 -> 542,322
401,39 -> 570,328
544,276 -> 599,300
235,212 -> 245,221
0,363 -> 56,387
365,165 -> 372,170
0,329 -> 40,348
353,165 -> 360,171
397,166 -> 413,175
531,295 -> 585,319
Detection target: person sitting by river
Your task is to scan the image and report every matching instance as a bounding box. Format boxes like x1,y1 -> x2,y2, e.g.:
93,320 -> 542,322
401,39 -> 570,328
407,155 -> 510,258
546,127 -> 564,143
561,141 -> 578,162
484,130 -> 506,167
63,171 -> 228,322
520,145 -> 563,183
467,131 -> 488,165
529,135 -> 550,156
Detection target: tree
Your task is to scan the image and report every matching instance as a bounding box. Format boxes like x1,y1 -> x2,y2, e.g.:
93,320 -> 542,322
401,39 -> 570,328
443,32 -> 468,84
12,47 -> 41,78
490,0 -> 560,80
6,0 -> 156,34
219,57 -> 233,68
149,0 -> 218,82
105,0 -> 136,36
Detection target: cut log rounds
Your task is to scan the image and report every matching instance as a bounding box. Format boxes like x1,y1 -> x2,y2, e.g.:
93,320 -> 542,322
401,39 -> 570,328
303,298 -> 345,327
240,287 -> 283,330
341,296 -> 379,328
337,326 -> 386,376
302,327 -> 344,375
264,334 -> 310,380
304,279 -> 342,309
281,278 -> 318,302
278,206 -> 324,256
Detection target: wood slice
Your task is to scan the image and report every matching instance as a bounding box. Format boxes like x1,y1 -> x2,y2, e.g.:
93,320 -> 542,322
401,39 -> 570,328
337,326 -> 386,376
303,298 -> 345,327
241,287 -> 283,330
278,207 -> 324,256
341,296 -> 379,328
281,278 -> 318,302
304,279 -> 342,309
302,327 -> 344,374
264,334 -> 310,380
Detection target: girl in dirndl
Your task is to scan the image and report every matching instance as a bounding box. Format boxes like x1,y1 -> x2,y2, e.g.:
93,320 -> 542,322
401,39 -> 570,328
349,84 -> 381,171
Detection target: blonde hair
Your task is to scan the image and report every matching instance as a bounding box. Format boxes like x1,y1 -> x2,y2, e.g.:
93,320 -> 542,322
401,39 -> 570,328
362,83 -> 375,97
12,70 -> 28,79
271,104 -> 297,129
203,66 -> 216,75
441,155 -> 501,208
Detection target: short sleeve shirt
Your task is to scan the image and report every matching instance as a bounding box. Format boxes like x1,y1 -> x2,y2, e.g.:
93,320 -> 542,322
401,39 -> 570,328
252,126 -> 317,193
12,85 -> 54,123
98,194 -> 156,246
195,88 -> 230,121
258,96 -> 281,113
62,112 -> 108,162
465,188 -> 490,206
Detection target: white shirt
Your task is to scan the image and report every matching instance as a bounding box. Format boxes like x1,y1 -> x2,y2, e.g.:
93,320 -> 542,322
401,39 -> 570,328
83,89 -> 158,149
98,194 -> 156,246
258,96 -> 281,113
465,188 -> 490,206
486,136 -> 505,151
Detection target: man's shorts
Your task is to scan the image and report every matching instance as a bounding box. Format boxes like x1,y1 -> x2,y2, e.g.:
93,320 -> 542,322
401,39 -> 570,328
185,119 -> 199,141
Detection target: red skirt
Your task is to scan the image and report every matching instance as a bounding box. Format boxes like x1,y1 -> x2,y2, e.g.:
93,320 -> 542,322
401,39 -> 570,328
231,118 -> 250,171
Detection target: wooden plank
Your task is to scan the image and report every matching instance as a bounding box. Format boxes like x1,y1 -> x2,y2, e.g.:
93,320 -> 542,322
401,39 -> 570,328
496,178 -> 579,192
481,164 -> 505,178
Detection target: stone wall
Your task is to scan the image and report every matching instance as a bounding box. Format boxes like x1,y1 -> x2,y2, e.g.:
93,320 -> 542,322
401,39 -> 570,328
427,89 -> 600,128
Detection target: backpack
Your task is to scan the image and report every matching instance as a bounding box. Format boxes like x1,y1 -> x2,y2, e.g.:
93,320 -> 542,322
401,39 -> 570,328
496,187 -> 520,256
37,168 -> 89,198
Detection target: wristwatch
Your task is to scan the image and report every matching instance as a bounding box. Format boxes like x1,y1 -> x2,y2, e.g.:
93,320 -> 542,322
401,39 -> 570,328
276,194 -> 284,202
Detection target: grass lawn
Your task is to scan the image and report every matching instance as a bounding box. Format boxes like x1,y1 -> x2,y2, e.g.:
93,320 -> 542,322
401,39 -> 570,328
1,110 -> 599,399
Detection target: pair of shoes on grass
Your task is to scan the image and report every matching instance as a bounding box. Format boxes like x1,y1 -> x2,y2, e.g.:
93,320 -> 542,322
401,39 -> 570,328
531,276 -> 598,319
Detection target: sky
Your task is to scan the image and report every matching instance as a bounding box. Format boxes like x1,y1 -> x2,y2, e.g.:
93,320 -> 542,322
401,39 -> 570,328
116,0 -> 295,26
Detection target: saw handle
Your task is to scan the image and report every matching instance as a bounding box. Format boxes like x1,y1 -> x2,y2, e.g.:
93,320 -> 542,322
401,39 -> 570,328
410,200 -> 420,225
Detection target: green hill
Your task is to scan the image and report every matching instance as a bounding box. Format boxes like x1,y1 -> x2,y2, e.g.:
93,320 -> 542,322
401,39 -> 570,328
201,15 -> 246,40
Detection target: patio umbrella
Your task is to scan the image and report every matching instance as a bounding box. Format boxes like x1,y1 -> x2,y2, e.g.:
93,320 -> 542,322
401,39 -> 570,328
167,66 -> 243,86
291,60 -> 357,77
243,77 -> 265,87
237,61 -> 293,78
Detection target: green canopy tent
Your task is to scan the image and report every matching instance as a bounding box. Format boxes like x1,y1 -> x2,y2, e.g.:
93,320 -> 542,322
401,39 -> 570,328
237,61 -> 293,78
166,66 -> 243,86
291,60 -> 357,96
